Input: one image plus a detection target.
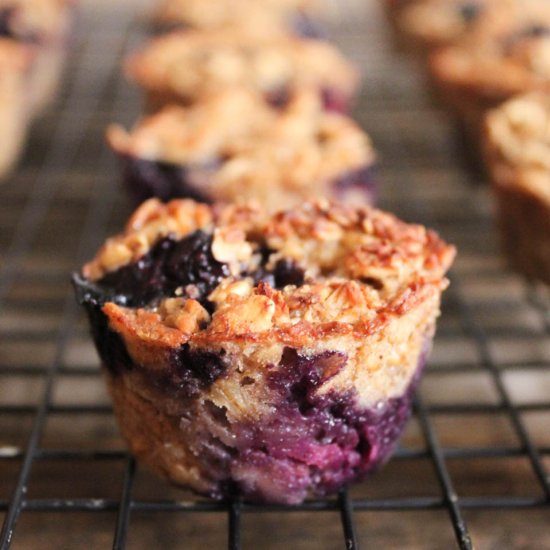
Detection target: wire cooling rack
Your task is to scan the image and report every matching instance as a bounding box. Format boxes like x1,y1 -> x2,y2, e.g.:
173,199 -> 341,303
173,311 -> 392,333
1,1 -> 549,548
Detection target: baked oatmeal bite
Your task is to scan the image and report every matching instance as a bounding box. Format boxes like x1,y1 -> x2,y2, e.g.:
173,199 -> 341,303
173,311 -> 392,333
395,0 -> 500,52
107,89 -> 376,209
0,0 -> 75,113
73,198 -> 455,504
0,37 -> 33,179
0,0 -> 72,42
484,93 -> 550,284
125,29 -> 359,113
151,0 -> 321,37
428,0 -> 550,147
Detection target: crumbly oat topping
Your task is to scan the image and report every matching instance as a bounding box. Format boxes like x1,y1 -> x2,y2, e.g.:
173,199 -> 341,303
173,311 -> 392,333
108,89 -> 374,206
125,29 -> 358,104
153,0 -> 317,31
82,198 -> 455,344
485,93 -> 550,201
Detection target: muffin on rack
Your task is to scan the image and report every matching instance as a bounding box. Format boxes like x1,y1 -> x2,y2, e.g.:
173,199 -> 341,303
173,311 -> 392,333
0,37 -> 33,178
0,0 -> 75,114
428,0 -> 550,150
394,0 -> 500,53
151,0 -> 321,37
73,198 -> 455,504
107,89 -> 376,209
125,28 -> 359,113
484,93 -> 550,284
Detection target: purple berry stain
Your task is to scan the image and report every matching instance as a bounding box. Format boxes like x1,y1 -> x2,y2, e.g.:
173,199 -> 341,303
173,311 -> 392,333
190,344 -> 430,504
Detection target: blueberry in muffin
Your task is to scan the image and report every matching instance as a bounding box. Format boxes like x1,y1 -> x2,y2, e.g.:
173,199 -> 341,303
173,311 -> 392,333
107,89 -> 376,209
73,198 -> 455,504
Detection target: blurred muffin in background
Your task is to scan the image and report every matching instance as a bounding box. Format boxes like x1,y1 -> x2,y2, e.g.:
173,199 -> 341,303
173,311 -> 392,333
395,0 -> 502,54
0,0 -> 76,114
484,93 -> 550,284
107,88 -> 376,210
125,28 -> 359,113
0,38 -> 34,179
151,0 -> 322,38
428,0 -> 550,153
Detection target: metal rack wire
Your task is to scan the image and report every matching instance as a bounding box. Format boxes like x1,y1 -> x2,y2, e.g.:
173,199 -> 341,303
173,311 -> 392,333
1,1 -> 549,548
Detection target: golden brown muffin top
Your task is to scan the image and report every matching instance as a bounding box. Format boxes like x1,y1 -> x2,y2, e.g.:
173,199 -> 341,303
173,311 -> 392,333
83,199 -> 455,346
